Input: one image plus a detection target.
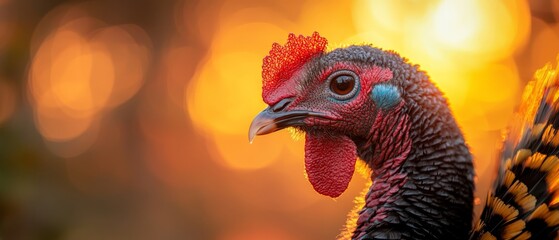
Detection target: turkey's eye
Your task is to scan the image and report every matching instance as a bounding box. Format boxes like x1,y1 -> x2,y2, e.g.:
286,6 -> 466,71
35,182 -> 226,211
327,70 -> 359,100
330,75 -> 355,95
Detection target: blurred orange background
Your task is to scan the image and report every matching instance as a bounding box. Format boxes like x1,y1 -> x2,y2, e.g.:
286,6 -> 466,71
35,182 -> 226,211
1,0 -> 559,239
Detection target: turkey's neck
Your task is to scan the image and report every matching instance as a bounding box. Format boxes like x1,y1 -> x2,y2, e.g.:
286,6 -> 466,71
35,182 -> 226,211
352,96 -> 474,239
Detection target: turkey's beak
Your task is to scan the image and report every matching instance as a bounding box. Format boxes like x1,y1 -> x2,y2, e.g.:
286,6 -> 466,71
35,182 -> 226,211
248,107 -> 325,143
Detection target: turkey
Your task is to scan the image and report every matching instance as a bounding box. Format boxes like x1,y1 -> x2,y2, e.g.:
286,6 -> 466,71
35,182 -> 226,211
248,32 -> 559,239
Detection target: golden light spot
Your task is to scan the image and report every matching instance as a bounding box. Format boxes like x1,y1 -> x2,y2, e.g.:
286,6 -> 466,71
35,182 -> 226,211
432,1 -> 480,48
208,130 -> 285,171
187,51 -> 263,136
48,31 -> 114,117
435,1 -> 529,56
185,20 -> 298,170
27,5 -> 152,156
353,0 -> 529,64
350,0 -> 527,117
91,25 -> 152,108
474,197 -> 481,206
187,49 -> 288,169
33,95 -> 92,141
29,26 -> 108,140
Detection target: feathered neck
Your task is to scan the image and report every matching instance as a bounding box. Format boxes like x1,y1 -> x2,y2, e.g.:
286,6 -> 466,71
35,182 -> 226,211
349,69 -> 475,239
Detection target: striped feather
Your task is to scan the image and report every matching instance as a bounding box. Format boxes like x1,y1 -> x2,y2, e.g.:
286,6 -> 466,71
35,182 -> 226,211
471,59 -> 559,240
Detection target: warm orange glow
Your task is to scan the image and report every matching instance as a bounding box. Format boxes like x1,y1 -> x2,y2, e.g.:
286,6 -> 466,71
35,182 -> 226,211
0,80 -> 16,125
217,223 -> 301,240
184,0 -> 531,184
27,5 -> 152,157
49,30 -> 114,117
349,0 -> 529,113
530,20 -> 559,73
91,25 -> 152,108
64,123 -> 132,196
187,51 -> 263,136
0,18 -> 13,51
41,118 -> 100,158
432,1 -> 480,48
5,0 -> 559,239
352,0 -> 530,65
185,16 -> 299,170
210,131 -> 284,170
160,46 -> 197,107
34,102 -> 93,141
186,50 -> 286,170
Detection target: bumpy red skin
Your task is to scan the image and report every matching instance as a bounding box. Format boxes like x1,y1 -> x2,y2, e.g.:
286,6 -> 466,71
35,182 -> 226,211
302,63 -> 396,198
305,133 -> 356,198
262,32 -> 327,106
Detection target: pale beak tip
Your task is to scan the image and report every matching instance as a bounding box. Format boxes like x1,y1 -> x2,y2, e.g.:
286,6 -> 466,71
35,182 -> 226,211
248,132 -> 256,144
248,122 -> 259,143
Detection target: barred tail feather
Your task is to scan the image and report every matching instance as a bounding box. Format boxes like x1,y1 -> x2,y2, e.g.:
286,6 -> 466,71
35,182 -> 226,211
471,58 -> 559,240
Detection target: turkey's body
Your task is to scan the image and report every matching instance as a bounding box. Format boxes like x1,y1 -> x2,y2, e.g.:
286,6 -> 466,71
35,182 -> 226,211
249,32 -> 559,240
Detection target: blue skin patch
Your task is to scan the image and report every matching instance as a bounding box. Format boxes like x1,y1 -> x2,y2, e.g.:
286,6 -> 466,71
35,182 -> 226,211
371,84 -> 401,110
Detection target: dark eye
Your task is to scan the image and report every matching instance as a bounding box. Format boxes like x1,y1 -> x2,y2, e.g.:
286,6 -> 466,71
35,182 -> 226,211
326,70 -> 359,100
330,74 -> 355,95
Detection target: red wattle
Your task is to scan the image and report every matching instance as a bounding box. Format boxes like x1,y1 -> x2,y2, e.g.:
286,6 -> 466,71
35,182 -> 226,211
305,133 -> 357,198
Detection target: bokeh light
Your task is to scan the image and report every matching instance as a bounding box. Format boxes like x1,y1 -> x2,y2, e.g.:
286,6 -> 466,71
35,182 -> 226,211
185,10 -> 299,170
27,4 -> 152,156
1,0 -> 559,239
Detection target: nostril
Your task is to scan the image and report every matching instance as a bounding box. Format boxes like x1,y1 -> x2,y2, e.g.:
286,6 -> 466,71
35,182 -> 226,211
271,98 -> 293,112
